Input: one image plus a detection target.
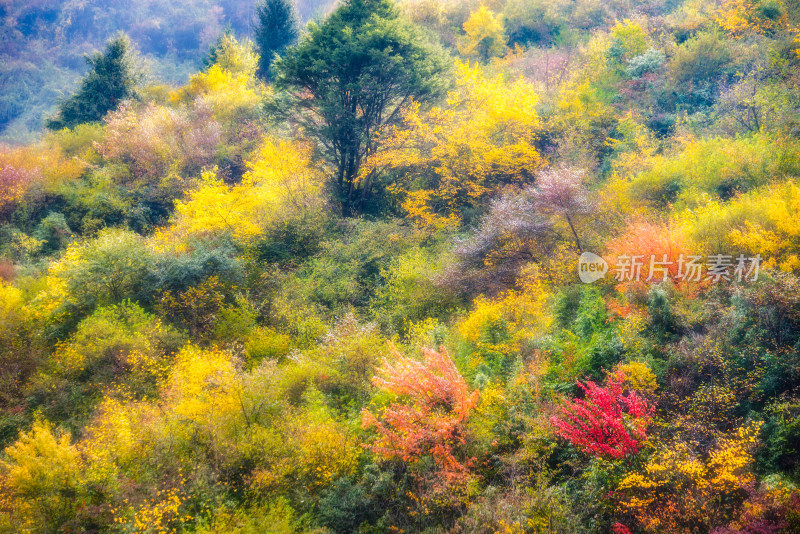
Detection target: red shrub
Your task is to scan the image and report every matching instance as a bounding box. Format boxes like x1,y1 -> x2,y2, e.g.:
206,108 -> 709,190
551,371 -> 653,459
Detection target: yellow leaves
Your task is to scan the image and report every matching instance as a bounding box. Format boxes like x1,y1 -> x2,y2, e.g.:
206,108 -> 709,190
369,61 -> 542,228
796,31 -> 800,59
0,142 -> 85,213
457,5 -> 507,61
453,61 -> 540,134
82,397 -> 144,472
615,313 -> 651,357
163,345 -> 238,422
154,347 -> 282,478
3,419 -> 82,498
678,180 -> 800,271
0,282 -> 26,323
459,296 -> 506,346
243,137 -> 324,204
170,62 -> 266,123
401,190 -> 460,231
727,181 -> 800,271
718,0 -> 759,35
604,132 -> 800,239
124,487 -> 185,534
616,422 -> 762,533
615,361 -> 657,396
250,392 -> 359,496
606,113 -> 657,170
1,419 -> 86,531
291,408 -> 359,487
548,20 -> 654,166
207,33 -> 260,78
716,0 -> 788,36
617,472 -> 660,513
458,269 -> 552,355
161,168 -> 250,244
159,137 -> 326,248
707,422 -> 761,491
610,19 -> 649,56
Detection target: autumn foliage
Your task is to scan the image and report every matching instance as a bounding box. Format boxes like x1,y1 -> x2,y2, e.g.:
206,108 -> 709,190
362,346 -> 479,485
0,143 -> 84,216
551,371 -> 653,459
605,218 -> 692,285
4,0 -> 800,532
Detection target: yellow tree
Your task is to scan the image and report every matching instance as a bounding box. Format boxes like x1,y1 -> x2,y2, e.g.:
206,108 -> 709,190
716,0 -> 788,36
365,61 -> 543,230
458,5 -> 507,61
0,420 -> 87,532
616,423 -> 762,533
156,137 -> 327,249
170,34 -> 265,125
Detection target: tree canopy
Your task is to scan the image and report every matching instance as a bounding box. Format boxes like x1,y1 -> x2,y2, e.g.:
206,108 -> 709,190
274,0 -> 449,215
4,0 -> 800,532
253,0 -> 300,79
46,34 -> 139,131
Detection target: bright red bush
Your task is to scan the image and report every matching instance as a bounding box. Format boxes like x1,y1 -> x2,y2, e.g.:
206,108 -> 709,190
551,371 -> 653,459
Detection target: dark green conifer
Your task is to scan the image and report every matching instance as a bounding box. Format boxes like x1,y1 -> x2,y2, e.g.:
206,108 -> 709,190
46,34 -> 139,130
253,0 -> 300,79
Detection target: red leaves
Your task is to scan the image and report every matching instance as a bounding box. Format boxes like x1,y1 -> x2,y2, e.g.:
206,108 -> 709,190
361,347 -> 479,485
551,371 -> 653,459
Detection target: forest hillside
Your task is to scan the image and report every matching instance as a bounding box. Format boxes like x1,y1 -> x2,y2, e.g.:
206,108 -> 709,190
1,0 -> 800,532
0,0 -> 337,141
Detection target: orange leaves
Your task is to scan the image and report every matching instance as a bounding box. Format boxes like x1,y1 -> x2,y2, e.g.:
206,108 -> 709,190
362,346 -> 478,486
373,346 -> 478,418
0,143 -> 84,216
605,218 -> 692,286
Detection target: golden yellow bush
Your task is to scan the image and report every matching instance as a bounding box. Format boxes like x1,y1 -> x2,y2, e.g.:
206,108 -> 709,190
157,137 -> 326,249
367,61 -> 542,229
617,422 -> 762,533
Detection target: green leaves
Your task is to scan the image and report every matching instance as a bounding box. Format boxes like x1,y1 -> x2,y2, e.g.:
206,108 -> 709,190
46,34 -> 140,131
254,0 -> 300,79
274,0 -> 449,215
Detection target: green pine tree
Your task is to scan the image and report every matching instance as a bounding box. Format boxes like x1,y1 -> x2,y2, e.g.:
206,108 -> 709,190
46,34 -> 139,131
274,0 -> 449,216
253,0 -> 300,79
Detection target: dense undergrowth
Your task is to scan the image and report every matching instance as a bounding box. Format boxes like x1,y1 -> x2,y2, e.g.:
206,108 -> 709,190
2,0 -> 800,532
